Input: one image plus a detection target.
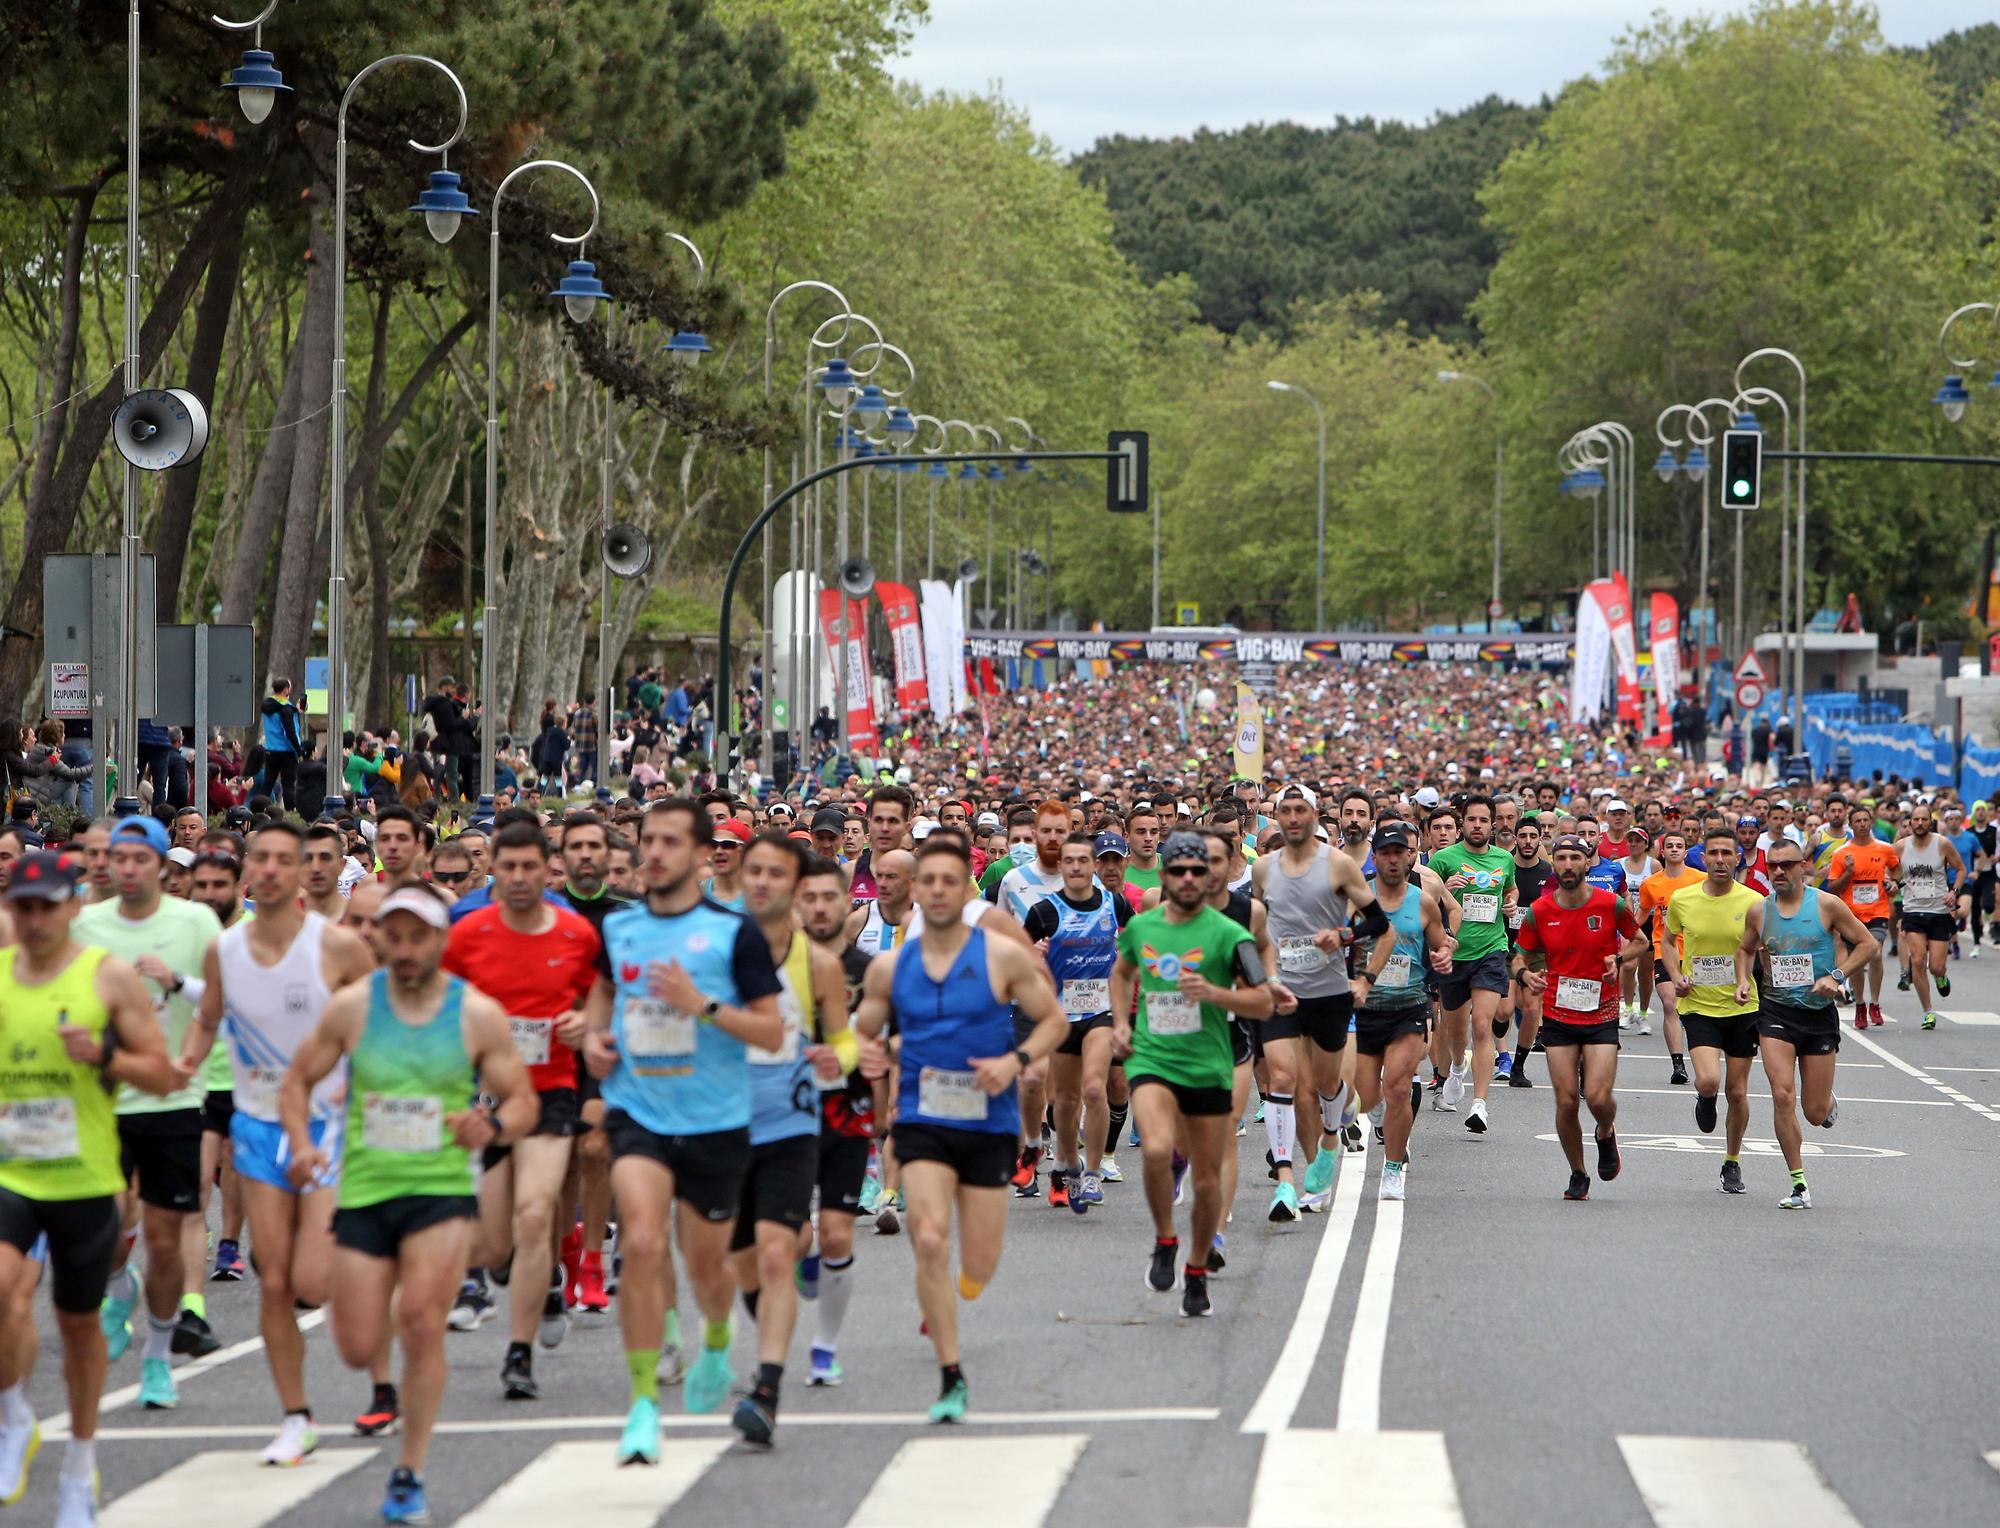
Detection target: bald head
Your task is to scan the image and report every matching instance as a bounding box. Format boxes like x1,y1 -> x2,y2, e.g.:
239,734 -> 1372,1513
875,848 -> 915,911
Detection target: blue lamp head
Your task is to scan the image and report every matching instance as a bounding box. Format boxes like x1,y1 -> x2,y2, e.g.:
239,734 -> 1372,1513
1732,411 -> 1761,432
547,259 -> 613,323
927,458 -> 951,479
1014,455 -> 1033,475
1653,448 -> 1679,483
883,406 -> 917,446
1681,446 -> 1708,483
662,330 -> 713,366
1936,372 -> 1972,423
985,464 -> 1006,481
817,358 -> 858,408
1576,467 -> 1606,497
851,384 -> 889,428
1559,471 -> 1578,497
958,462 -> 980,480
409,169 -> 478,245
222,49 -> 291,125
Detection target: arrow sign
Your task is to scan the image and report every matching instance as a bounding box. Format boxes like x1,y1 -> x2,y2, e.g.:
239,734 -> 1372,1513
1733,650 -> 1768,684
975,605 -> 997,625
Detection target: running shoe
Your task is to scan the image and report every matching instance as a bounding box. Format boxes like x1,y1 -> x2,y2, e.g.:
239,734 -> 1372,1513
1922,1011 -> 1940,1030
1563,1170 -> 1590,1202
928,1377 -> 969,1424
1302,1147 -> 1337,1198
53,1472 -> 97,1528
1009,1145 -> 1038,1193
858,1175 -> 882,1215
1820,1096 -> 1839,1129
259,1412 -> 318,1465
99,1275 -> 137,1363
1694,1093 -> 1719,1134
1636,1014 -> 1652,1036
1492,1052 -> 1514,1082
1853,1007 -> 1868,1031
685,1346 -> 733,1414
447,1279 -> 492,1332
731,1392 -> 776,1447
1235,1116 -> 1248,1138
808,1345 -> 843,1387
1098,1155 -> 1124,1183
1253,1100 -> 1266,1124
1378,1160 -> 1407,1201
0,1417 -> 39,1505
1869,1005 -> 1885,1028
209,1239 -> 246,1283
1074,1171 -> 1103,1207
1180,1271 -> 1212,1319
1441,1069 -> 1466,1109
1896,968 -> 1912,992
502,1351 -> 538,1401
657,1343 -> 687,1387
1719,1160 -> 1746,1195
1268,1183 -> 1301,1223
138,1356 -> 177,1410
1779,1182 -> 1813,1210
1971,943 -> 1982,960
1430,1085 -> 1456,1114
795,1254 -> 821,1301
171,1309 -> 221,1358
572,1252 -> 610,1314
1464,1098 -> 1489,1134
1937,971 -> 1952,997
1047,1168 -> 1070,1210
1509,1062 -> 1534,1089
616,1397 -> 660,1466
1208,1234 -> 1227,1273
1595,1130 -> 1621,1182
381,1466 -> 431,1523
1147,1241 -> 1178,1293
353,1387 -> 400,1437
538,1289 -> 570,1350
1171,1151 -> 1189,1206
1129,1121 -> 1141,1147
1669,1059 -> 1689,1086
875,1193 -> 903,1236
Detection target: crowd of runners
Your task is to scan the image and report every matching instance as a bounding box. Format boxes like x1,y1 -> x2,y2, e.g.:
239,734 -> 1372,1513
0,659 -> 1992,1523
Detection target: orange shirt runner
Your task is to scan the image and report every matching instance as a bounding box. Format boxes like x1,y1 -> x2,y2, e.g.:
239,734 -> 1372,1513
1826,839 -> 1898,925
1638,866 -> 1703,963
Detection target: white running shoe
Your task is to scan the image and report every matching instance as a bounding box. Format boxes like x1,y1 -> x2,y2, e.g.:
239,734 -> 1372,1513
1464,1097 -> 1489,1134
1441,1069 -> 1466,1109
657,1342 -> 687,1386
1378,1161 -> 1407,1201
54,1472 -> 97,1528
1636,1013 -> 1652,1035
1099,1155 -> 1123,1183
259,1413 -> 318,1467
1820,1096 -> 1839,1129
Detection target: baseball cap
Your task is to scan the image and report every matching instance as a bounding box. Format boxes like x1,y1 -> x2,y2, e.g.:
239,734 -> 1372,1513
375,886 -> 450,930
1551,833 -> 1591,854
1275,783 -> 1318,810
975,811 -> 1001,831
1736,814 -> 1760,827
810,808 -> 847,837
1093,830 -> 1130,859
1606,798 -> 1631,813
1371,823 -> 1414,851
911,820 -> 937,840
4,850 -> 82,902
166,846 -> 198,869
1412,786 -> 1441,810
108,816 -> 170,858
1160,830 -> 1209,867
767,802 -> 796,819
713,818 -> 752,845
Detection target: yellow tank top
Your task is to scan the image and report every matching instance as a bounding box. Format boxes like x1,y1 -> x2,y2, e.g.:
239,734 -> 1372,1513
0,946 -> 125,1200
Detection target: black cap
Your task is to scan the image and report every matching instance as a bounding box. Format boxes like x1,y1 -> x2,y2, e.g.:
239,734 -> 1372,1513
4,849 -> 83,902
811,807 -> 848,836
1371,823 -> 1413,851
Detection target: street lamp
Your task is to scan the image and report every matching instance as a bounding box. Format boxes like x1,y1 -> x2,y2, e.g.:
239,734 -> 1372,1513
1436,369 -> 1506,627
331,55 -> 470,802
480,158 -> 601,796
1936,302 -> 1996,423
1267,379 -> 1327,629
1735,348 -> 1807,733
213,2 -> 291,125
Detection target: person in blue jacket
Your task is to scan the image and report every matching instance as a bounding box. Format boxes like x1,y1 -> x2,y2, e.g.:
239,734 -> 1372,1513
257,677 -> 306,806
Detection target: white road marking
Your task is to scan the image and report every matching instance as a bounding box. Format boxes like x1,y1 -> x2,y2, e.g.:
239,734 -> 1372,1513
1848,1028 -> 2000,1121
1533,1135 -> 1903,1159
842,1433 -> 1087,1528
1925,1066 -> 2000,1073
1249,1429 -> 1464,1526
1614,1086 -> 1948,1106
1335,1198 -> 1403,1433
1616,1054 -> 1883,1068
1617,1434 -> 1861,1526
1932,1010 -> 2000,1024
99,1446 -> 372,1526
455,1437 -> 731,1526
1239,1139 -> 1369,1434
42,1311 -> 325,1439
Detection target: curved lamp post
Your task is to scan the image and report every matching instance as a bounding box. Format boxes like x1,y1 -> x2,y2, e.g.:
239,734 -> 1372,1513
213,1 -> 291,124
1734,347 -> 1807,721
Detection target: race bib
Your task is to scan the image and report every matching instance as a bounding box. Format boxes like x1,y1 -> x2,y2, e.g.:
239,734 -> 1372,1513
750,1018 -> 801,1066
509,1017 -> 551,1068
1555,976 -> 1601,1012
0,1097 -> 79,1161
1771,953 -> 1814,989
918,1067 -> 986,1121
1690,954 -> 1735,986
1147,991 -> 1202,1036
1279,936 -> 1329,974
1378,951 -> 1415,987
624,999 -> 697,1057
1061,978 -> 1110,1017
1462,893 -> 1499,924
361,1093 -> 442,1153
236,1063 -> 285,1118
1506,906 -> 1526,931
1852,883 -> 1880,905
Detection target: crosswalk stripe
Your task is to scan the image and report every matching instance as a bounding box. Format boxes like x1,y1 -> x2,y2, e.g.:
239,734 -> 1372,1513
454,1437 -> 732,1526
841,1433 -> 1088,1528
100,1447 -> 373,1526
1249,1430 -> 1464,1527
1618,1435 -> 1861,1526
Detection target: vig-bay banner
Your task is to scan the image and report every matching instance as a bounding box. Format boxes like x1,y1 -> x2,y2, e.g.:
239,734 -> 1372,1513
959,631 -> 1576,667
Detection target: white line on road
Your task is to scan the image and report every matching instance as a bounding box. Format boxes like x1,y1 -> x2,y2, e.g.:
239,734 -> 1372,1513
454,1437 -> 732,1526
1847,1028 -> 2000,1122
1335,1198 -> 1403,1433
43,1311 -> 325,1440
1616,1055 -> 1883,1068
1249,1429 -> 1464,1526
1239,1141 -> 1369,1434
1617,1434 -> 1862,1527
99,1446 -> 372,1527
1614,1086 -> 1950,1106
842,1433 -> 1088,1528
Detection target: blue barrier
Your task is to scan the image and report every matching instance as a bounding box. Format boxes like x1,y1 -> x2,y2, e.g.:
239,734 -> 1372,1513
1804,707 -> 1957,788
1962,742 -> 2000,805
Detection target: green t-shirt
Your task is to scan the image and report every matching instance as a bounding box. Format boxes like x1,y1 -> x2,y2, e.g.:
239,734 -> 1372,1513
1125,862 -> 1161,894
1117,902 -> 1254,1091
1426,843 -> 1515,962
76,895 -> 223,1115
978,857 -> 1015,897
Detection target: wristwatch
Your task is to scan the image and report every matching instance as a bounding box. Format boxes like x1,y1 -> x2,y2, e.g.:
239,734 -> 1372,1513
482,1104 -> 506,1145
701,998 -> 722,1020
1012,1046 -> 1032,1072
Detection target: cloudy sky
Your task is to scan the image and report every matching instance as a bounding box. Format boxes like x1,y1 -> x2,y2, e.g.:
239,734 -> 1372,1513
892,2 -> 1994,154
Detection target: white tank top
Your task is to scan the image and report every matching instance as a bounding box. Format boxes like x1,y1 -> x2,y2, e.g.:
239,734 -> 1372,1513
217,911 -> 343,1121
854,901 -> 902,957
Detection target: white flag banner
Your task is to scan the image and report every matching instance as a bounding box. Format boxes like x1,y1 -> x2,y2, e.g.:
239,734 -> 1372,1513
1570,582 -> 1614,726
919,579 -> 965,715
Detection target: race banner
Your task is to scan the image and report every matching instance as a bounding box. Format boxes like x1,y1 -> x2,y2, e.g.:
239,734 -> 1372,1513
1605,574 -> 1642,724
918,579 -> 964,715
874,581 -> 928,712
1232,681 -> 1265,781
817,589 -> 878,749
1649,591 -> 1680,740
1571,585 -> 1613,725
959,631 -> 1574,668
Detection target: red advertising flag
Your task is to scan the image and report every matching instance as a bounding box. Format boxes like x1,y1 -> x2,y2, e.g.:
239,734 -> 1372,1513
817,588 -> 878,750
874,581 -> 929,712
1604,574 -> 1642,724
1648,591 -> 1680,742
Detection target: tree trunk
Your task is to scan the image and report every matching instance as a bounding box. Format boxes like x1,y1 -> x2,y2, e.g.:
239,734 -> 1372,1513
266,178 -> 338,688
220,312 -> 307,636
152,201 -> 250,617
21,174 -> 105,542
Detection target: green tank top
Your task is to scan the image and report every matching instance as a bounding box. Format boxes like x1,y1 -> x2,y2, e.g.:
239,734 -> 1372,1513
338,971 -> 477,1210
0,946 -> 124,1200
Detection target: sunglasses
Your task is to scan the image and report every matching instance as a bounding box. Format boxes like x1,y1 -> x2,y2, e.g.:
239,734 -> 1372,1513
1163,865 -> 1207,878
432,869 -> 472,885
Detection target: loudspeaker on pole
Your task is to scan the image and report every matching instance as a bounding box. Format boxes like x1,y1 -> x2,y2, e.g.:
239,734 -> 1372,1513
113,389 -> 210,471
602,523 -> 652,579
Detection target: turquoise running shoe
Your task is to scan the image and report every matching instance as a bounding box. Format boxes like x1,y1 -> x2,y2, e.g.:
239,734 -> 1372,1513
684,1346 -> 733,1414
616,1397 -> 660,1466
138,1356 -> 177,1411
1302,1147 -> 1337,1198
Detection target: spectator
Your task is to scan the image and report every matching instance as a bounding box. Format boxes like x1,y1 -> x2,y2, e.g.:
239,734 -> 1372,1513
258,676 -> 306,804
23,719 -> 89,810
137,716 -> 182,807
532,700 -> 570,789
343,731 -> 384,799
642,669 -> 669,723
571,694 -> 598,784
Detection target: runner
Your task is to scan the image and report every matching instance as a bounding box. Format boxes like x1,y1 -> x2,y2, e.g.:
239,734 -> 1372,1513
1111,831 -> 1275,1313
1662,829 -> 1763,1195
281,884 -> 536,1523
852,834 -> 1067,1418
1502,814 -> 1552,1087
0,851 -> 176,1526
845,848 -> 913,957
185,850 -> 247,1296
1617,827 -> 1659,1031
995,800 -> 1072,1198
705,818 -> 749,909
1022,832 -> 1133,1212
1511,835 -> 1644,1201
1739,840 -> 1873,1209
846,785 -> 914,903
1822,813 -> 1897,1028
1428,797 -> 1516,1134
578,799 -> 785,1464
1124,802 -> 1164,896
1636,830 -> 1702,1086
1897,804 -> 1965,1029
173,821 -> 375,1461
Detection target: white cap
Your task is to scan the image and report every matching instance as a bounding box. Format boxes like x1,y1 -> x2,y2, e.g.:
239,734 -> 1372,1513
1413,786 -> 1442,809
912,819 -> 937,840
1276,782 -> 1318,810
1607,798 -> 1631,813
166,846 -> 197,869
376,886 -> 449,930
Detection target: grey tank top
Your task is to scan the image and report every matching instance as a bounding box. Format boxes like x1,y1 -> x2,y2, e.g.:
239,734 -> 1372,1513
1900,835 -> 1949,915
1264,842 -> 1350,999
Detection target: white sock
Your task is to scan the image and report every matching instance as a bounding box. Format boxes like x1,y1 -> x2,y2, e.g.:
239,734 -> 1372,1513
1264,1093 -> 1295,1168
815,1255 -> 854,1352
107,1265 -> 137,1306
62,1438 -> 95,1481
1319,1082 -> 1352,1136
0,1383 -> 30,1428
143,1312 -> 175,1362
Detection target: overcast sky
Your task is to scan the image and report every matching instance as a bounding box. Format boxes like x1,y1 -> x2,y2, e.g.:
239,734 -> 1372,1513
892,2 -> 1995,154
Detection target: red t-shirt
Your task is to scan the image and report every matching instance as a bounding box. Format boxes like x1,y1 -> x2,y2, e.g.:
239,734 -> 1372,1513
1513,886 -> 1637,1026
443,903 -> 601,1091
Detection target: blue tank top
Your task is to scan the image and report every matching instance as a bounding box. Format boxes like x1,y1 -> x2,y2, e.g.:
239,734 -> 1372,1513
892,927 -> 1017,1133
1365,878 -> 1429,1009
1045,892 -> 1118,1019
1585,860 -> 1628,906
1760,886 -> 1837,1010
601,898 -> 770,1136
1949,830 -> 1979,889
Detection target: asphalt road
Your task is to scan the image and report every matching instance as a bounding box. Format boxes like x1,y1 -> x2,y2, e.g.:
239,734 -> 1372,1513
16,960 -> 2000,1527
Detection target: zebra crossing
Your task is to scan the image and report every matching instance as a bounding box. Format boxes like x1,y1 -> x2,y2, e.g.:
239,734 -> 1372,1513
86,1422 -> 1931,1526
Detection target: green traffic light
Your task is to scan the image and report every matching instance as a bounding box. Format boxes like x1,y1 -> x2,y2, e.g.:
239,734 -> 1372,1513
1731,478 -> 1750,499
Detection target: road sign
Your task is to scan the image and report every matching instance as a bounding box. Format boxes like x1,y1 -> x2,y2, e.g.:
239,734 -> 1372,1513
48,662 -> 90,719
43,553 -> 156,715
1734,679 -> 1765,713
154,625 -> 257,730
1176,602 -> 1201,626
1487,599 -> 1505,620
1733,650 -> 1767,684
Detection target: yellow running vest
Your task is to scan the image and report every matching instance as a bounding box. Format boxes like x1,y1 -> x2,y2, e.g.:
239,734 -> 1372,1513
0,946 -> 124,1199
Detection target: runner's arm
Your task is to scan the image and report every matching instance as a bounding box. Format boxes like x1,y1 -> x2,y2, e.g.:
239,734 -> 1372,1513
177,941 -> 227,1075
1109,952 -> 1138,1050
807,943 -> 857,1077
91,955 -> 178,1096
280,984 -> 365,1157
456,988 -> 538,1148
1823,897 -> 1878,983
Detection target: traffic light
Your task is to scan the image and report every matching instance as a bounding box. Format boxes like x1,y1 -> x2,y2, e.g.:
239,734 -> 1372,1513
1719,428 -> 1761,510
1107,430 -> 1148,512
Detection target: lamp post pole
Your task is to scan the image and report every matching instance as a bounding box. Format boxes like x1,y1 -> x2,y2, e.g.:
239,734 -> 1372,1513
1735,349 -> 1807,724
1267,380 -> 1326,628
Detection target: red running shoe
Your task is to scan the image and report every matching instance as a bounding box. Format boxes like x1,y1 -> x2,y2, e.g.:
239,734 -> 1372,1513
572,1250 -> 610,1314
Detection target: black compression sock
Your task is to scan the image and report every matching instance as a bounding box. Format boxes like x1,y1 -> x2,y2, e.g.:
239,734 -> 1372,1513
755,1361 -> 783,1406
1514,1044 -> 1530,1068
1105,1103 -> 1129,1154
940,1363 -> 964,1395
